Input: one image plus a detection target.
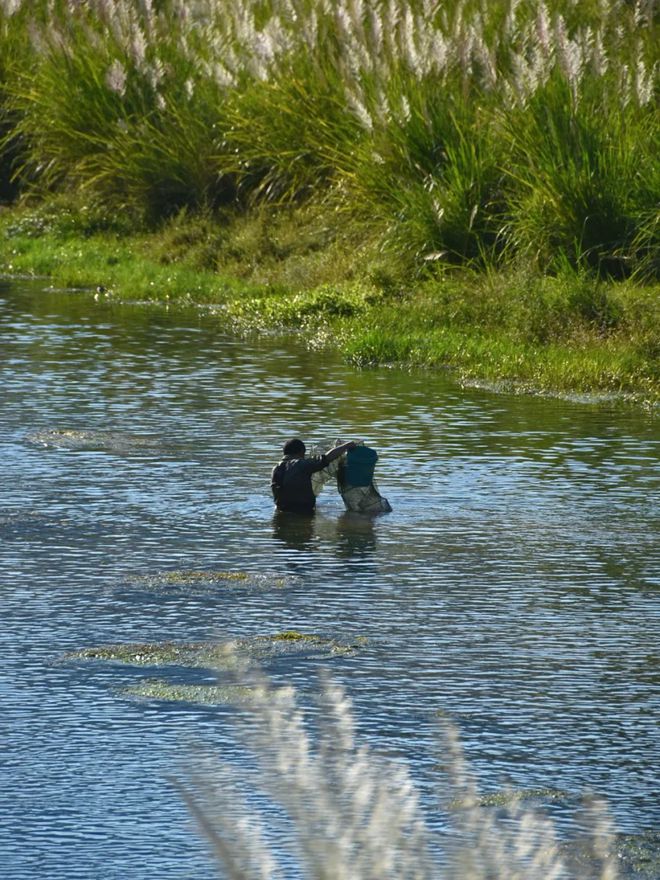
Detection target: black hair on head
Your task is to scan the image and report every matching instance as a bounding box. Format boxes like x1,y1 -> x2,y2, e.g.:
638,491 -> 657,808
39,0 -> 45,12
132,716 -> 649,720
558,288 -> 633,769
283,438 -> 306,456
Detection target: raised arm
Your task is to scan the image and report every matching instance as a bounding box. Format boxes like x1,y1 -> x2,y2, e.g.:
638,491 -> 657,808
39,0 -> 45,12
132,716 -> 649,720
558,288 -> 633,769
324,440 -> 361,464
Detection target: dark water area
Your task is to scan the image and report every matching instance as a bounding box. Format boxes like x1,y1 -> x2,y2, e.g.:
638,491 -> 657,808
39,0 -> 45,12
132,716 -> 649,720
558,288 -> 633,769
1,278 -> 658,879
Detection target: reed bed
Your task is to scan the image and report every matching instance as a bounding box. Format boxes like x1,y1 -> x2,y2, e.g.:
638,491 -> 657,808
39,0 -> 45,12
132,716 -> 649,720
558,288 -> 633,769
177,670 -> 620,880
0,0 -> 658,278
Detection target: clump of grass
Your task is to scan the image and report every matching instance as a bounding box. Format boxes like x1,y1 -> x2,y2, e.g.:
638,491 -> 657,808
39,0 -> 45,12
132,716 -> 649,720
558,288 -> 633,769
501,77 -> 660,279
123,680 -> 266,705
1,0 -> 657,277
176,670 -> 620,879
0,0 -> 32,201
65,632 -> 365,668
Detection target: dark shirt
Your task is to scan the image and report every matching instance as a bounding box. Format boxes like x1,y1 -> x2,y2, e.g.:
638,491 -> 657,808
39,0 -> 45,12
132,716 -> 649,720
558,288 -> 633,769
271,454 -> 329,513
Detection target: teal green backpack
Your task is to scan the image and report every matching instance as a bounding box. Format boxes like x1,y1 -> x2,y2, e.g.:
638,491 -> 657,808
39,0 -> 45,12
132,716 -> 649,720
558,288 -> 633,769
344,445 -> 378,486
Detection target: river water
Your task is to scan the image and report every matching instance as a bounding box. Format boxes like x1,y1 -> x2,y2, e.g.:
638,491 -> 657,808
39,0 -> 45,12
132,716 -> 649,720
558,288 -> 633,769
1,278 -> 658,878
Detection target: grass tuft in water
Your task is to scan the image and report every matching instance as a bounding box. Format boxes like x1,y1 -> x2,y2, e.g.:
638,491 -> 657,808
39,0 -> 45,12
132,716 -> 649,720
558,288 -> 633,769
122,680 -> 268,705
64,632 -> 366,668
129,570 -> 251,586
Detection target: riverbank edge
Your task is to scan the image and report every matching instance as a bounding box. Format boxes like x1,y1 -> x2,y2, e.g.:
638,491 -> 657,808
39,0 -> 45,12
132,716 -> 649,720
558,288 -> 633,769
0,201 -> 657,410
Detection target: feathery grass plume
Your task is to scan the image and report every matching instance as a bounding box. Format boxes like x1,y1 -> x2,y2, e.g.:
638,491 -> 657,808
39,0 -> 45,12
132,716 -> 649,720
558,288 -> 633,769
177,669 -> 619,880
1,0 -> 658,269
216,2 -> 367,205
500,71 -> 659,278
346,80 -> 506,273
4,0 -> 235,218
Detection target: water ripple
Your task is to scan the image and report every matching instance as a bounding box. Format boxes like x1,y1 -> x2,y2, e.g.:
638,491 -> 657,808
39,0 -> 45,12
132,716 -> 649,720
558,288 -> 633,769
1,280 -> 659,878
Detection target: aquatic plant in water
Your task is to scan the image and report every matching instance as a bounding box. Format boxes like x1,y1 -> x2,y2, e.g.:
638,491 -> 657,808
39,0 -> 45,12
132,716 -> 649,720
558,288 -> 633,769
24,427 -> 163,453
122,570 -> 293,595
177,670 -> 620,880
122,680 -> 272,705
65,632 -> 365,669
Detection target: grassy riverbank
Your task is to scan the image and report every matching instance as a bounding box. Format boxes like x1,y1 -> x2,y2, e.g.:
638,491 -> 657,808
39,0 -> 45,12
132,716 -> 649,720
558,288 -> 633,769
0,0 -> 658,405
1,198 -> 658,405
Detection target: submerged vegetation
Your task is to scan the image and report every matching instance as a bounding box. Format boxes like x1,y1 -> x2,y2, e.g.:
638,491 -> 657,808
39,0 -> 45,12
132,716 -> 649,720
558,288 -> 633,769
65,632 -> 365,668
123,680 -> 269,704
0,0 -> 658,402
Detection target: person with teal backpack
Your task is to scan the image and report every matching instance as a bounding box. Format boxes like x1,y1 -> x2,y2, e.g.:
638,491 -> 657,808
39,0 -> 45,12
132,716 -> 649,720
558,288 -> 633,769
271,438 -> 391,515
337,444 -> 392,514
344,445 -> 379,486
271,438 -> 360,514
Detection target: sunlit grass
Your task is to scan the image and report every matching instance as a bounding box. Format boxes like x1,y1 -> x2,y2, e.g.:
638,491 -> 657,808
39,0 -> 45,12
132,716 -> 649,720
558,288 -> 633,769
0,0 -> 657,403
0,201 -> 657,404
0,0 -> 657,277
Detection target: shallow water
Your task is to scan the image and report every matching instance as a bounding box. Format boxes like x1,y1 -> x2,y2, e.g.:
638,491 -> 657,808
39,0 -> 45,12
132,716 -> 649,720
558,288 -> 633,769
1,278 -> 658,878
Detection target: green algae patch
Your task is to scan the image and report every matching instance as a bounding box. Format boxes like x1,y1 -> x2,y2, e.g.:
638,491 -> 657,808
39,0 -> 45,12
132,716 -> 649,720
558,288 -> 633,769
248,632 -> 367,657
65,641 -> 223,668
476,787 -> 569,807
564,831 -> 660,880
120,680 -> 265,705
614,831 -> 660,880
149,570 -> 248,583
126,569 -> 289,591
65,632 -> 366,669
271,630 -> 314,641
25,428 -> 164,454
447,787 -> 571,811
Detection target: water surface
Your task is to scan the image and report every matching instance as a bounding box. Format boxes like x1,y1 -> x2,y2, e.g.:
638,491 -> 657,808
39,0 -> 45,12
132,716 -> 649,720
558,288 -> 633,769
1,279 -> 658,878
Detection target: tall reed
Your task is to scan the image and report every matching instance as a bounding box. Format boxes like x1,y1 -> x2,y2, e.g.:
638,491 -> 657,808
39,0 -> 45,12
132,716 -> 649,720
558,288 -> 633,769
1,0 -> 658,274
177,670 -> 620,880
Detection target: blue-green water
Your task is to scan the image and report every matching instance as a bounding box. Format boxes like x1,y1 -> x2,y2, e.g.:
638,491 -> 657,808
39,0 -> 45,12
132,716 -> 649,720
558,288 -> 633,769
1,278 -> 658,878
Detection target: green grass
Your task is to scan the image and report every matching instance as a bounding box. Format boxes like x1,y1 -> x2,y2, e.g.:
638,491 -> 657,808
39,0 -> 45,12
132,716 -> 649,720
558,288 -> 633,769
0,2 -> 657,406
0,200 -> 657,406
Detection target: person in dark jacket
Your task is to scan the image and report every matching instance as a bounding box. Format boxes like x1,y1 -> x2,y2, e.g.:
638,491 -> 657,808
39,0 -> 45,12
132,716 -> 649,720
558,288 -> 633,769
271,438 -> 359,514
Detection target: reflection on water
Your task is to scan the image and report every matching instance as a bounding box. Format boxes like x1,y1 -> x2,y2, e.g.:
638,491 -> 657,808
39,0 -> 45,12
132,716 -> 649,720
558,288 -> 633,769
335,511 -> 378,558
0,279 -> 659,879
272,509 -> 378,556
272,510 -> 316,551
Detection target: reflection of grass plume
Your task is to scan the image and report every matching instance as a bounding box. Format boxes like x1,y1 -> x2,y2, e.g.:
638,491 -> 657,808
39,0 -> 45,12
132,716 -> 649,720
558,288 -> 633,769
176,671 -> 618,879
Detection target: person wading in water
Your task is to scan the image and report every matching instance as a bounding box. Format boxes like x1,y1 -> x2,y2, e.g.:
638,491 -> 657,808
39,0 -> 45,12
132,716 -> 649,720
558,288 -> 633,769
271,438 -> 360,515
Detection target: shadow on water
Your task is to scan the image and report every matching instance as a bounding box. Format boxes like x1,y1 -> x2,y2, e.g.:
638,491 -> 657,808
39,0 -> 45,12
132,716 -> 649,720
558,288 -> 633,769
334,511 -> 378,558
272,510 -> 316,550
272,509 -> 378,558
